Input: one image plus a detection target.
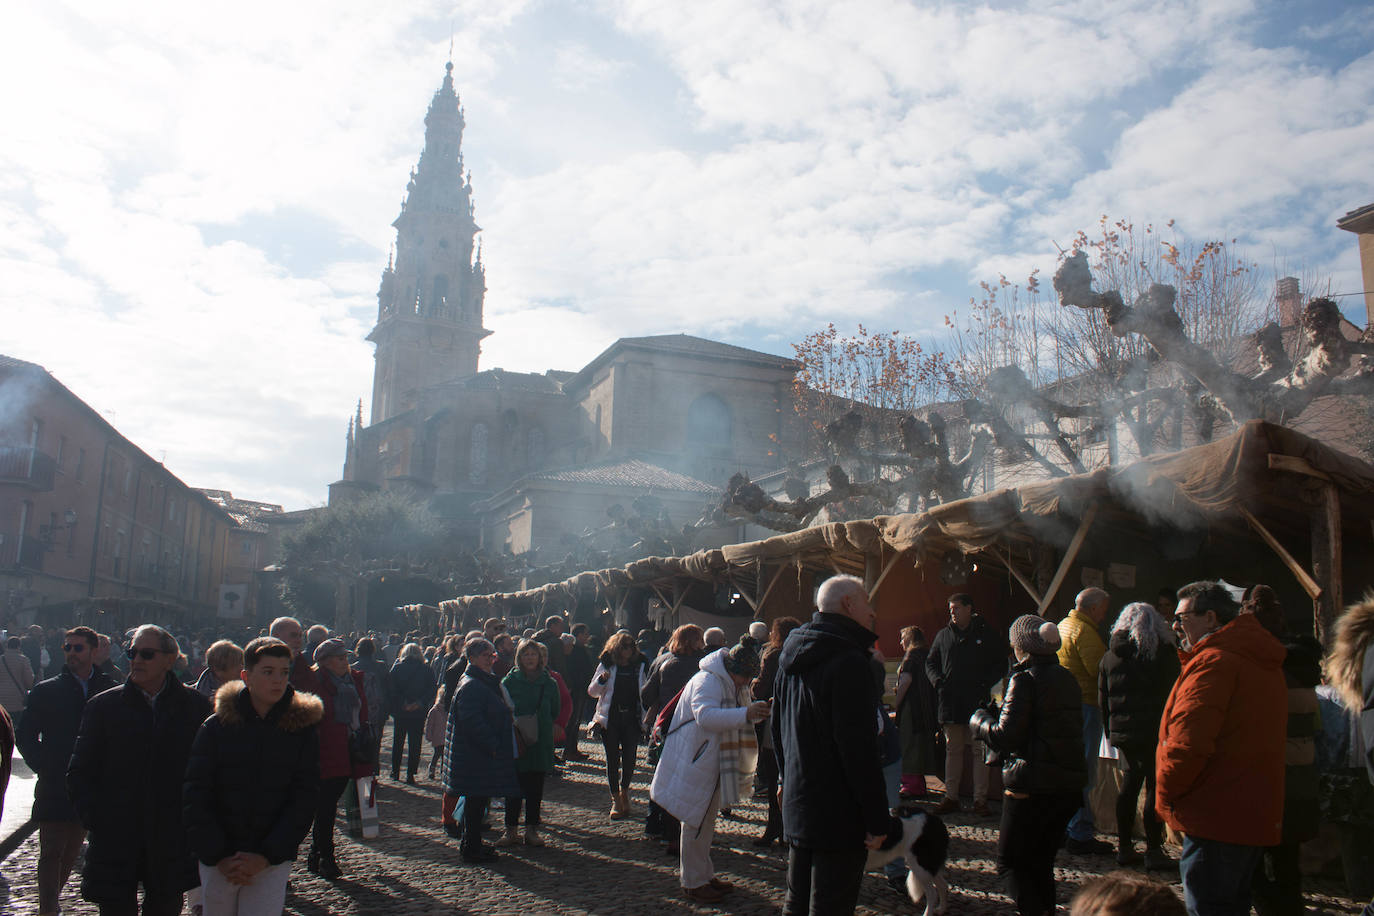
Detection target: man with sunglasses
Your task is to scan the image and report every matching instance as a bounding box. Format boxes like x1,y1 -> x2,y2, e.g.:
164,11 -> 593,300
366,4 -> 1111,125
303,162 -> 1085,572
68,624 -> 212,915
16,626 -> 116,916
1157,581 -> 1287,916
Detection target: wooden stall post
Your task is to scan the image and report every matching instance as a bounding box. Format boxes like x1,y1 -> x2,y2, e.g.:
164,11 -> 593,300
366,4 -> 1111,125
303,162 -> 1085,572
1309,483 -> 1342,648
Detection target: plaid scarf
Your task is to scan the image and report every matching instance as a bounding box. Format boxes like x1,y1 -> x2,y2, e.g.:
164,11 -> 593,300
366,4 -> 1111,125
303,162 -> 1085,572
717,683 -> 759,808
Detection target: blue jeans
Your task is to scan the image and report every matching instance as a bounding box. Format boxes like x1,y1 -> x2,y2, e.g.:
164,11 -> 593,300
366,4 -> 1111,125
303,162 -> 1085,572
1067,703 -> 1101,841
1180,835 -> 1262,916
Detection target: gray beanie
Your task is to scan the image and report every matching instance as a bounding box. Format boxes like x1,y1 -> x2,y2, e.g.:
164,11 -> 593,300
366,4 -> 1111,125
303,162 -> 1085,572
1009,614 -> 1061,656
313,637 -> 348,664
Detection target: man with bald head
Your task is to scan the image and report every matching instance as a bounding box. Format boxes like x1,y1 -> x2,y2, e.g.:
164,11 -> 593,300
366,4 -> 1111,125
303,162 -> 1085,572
1057,587 -> 1113,854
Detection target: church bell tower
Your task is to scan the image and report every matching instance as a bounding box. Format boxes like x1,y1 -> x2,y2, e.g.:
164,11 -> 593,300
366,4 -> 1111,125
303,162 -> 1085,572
367,62 -> 490,424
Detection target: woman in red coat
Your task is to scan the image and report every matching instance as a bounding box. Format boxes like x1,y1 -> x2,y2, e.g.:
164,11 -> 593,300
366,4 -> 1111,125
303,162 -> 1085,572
310,639 -> 373,879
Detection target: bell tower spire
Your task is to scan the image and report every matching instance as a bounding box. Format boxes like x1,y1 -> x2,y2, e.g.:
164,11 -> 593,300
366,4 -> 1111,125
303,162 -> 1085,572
366,61 -> 491,424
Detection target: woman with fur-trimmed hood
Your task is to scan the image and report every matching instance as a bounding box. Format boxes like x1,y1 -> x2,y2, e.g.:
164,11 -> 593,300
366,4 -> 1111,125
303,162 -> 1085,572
184,637 -> 322,914
1327,596 -> 1374,785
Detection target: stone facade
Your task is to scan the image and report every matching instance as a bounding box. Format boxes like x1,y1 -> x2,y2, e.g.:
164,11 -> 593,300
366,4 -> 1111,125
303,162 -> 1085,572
333,66 -> 811,554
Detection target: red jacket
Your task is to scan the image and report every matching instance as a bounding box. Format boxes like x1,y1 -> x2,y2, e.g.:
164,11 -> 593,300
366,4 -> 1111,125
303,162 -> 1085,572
314,669 -> 372,781
1155,613 -> 1287,845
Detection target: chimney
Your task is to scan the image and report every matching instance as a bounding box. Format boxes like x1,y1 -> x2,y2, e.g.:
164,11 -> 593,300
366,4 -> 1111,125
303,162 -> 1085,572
1276,276 -> 1301,328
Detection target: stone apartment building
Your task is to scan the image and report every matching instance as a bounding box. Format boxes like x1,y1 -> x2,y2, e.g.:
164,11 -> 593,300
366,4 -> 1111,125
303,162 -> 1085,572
0,355 -> 263,629
331,64 -> 811,558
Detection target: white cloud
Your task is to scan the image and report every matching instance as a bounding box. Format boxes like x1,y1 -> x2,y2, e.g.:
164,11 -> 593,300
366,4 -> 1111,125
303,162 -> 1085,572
1,0 -> 1370,510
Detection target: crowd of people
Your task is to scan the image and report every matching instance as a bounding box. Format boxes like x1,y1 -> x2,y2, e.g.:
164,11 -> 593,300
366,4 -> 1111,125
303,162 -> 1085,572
0,573 -> 1370,916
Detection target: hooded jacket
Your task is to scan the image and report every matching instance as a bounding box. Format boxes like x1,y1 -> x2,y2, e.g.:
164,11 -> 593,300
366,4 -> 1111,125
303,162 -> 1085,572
1098,625 -> 1180,752
445,665 -> 522,800
1327,596 -> 1374,784
1155,613 -> 1288,845
972,652 -> 1085,795
1058,608 -> 1108,706
183,683 -> 322,866
771,613 -> 889,849
650,649 -> 751,829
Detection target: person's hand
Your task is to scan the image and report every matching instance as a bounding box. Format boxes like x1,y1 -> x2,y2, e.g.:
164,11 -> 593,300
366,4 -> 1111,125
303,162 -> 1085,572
216,854 -> 252,885
864,833 -> 884,850
745,700 -> 770,723
234,852 -> 269,879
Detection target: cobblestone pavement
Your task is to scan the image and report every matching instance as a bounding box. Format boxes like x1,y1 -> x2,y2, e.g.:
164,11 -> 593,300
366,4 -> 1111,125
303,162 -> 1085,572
2,735 -> 1366,915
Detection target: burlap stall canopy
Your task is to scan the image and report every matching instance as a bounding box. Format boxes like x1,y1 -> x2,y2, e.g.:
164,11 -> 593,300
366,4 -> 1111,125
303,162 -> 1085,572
437,421 -> 1374,619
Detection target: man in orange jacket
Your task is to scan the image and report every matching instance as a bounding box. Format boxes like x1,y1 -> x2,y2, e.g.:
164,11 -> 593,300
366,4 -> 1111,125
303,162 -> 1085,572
1156,581 -> 1287,916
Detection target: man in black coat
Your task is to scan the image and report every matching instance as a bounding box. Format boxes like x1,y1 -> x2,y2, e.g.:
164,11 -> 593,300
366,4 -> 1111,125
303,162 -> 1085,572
68,624 -> 212,915
15,625 -> 115,916
184,636 -> 322,912
773,574 -> 889,916
925,592 -> 1006,816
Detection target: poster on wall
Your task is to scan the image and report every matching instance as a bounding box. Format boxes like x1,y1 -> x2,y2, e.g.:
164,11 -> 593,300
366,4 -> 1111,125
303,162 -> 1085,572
218,584 -> 249,618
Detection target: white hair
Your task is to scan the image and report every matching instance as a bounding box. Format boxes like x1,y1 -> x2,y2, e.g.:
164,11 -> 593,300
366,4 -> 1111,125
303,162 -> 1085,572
703,627 -> 726,647
749,621 -> 769,641
130,624 -> 178,656
1110,602 -> 1175,660
400,642 -> 424,661
816,574 -> 866,613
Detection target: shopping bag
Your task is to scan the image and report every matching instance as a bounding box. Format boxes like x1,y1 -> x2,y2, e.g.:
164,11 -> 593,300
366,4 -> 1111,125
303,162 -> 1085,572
356,776 -> 380,838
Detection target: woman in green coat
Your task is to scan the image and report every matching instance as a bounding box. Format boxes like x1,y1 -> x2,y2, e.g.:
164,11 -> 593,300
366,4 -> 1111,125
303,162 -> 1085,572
499,639 -> 561,846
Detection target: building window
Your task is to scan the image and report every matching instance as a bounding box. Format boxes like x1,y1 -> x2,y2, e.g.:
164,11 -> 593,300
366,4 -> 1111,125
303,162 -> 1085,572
75,448 -> 85,481
123,468 -> 132,496
686,393 -> 733,449
56,436 -> 66,469
240,539 -> 252,557
469,422 -> 489,486
527,427 -> 545,469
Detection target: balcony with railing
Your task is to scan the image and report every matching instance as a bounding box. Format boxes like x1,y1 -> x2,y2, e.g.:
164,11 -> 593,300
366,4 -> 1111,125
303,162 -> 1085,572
0,447 -> 57,491
0,534 -> 46,571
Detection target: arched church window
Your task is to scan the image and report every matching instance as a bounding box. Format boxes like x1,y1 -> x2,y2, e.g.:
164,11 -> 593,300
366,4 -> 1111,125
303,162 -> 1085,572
432,275 -> 450,317
686,393 -> 733,450
469,422 -> 489,486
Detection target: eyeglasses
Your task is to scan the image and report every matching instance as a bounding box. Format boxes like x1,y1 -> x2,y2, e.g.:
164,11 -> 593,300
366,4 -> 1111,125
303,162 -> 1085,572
126,647 -> 168,661
1172,611 -> 1202,625
62,643 -> 88,653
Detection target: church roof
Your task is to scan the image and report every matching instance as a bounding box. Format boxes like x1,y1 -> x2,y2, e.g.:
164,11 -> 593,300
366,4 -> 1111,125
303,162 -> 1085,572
565,334 -> 799,390
525,457 -> 718,493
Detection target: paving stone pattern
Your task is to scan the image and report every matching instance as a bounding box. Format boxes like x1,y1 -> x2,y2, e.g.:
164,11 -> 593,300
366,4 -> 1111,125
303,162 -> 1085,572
2,735 -> 1366,914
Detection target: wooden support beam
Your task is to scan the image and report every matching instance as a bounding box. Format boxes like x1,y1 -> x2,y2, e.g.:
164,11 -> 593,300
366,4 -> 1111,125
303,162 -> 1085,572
730,571 -> 759,613
756,561 -> 790,616
1036,502 -> 1099,617
1240,508 -> 1321,600
1268,453 -> 1333,482
867,548 -> 909,601
990,545 -> 1042,606
1309,484 -> 1342,648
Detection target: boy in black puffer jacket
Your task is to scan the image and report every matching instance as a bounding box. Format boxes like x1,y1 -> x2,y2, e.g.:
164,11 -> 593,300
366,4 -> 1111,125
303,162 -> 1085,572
972,615 -> 1086,916
184,636 -> 322,914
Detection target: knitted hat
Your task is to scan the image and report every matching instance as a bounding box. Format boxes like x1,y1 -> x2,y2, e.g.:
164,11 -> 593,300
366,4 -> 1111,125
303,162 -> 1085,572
313,637 -> 347,663
722,635 -> 761,678
1009,615 -> 1061,656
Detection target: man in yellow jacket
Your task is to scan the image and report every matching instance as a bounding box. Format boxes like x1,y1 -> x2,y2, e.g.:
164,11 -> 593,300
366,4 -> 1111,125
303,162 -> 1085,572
1057,587 -> 1112,854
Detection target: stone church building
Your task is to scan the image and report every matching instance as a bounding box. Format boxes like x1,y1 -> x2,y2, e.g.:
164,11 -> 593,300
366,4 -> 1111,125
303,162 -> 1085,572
330,64 -> 809,557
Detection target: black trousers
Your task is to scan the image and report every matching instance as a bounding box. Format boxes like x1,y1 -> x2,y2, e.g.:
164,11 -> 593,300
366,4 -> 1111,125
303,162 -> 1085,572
310,775 -> 350,858
506,770 -> 546,829
1117,746 -> 1162,848
783,845 -> 868,916
756,744 -> 782,838
461,795 -> 490,855
997,791 -> 1079,915
602,716 -> 638,793
391,715 -> 424,777
96,891 -> 183,916
1252,840 -> 1304,916
563,693 -> 586,753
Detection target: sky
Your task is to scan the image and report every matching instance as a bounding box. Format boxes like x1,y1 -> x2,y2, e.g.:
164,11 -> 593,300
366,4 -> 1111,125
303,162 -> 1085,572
2,0 -> 1371,509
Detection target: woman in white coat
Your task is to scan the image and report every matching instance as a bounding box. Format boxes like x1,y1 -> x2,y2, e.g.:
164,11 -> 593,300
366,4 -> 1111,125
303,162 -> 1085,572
650,637 -> 770,905
587,631 -> 648,819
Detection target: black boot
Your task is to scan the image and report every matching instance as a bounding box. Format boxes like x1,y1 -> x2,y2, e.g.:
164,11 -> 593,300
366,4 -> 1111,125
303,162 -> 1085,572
306,847 -> 321,875
318,849 -> 342,879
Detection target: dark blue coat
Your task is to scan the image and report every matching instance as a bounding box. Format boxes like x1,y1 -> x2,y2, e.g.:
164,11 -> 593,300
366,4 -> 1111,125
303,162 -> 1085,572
389,656 -> 436,720
14,667 -> 115,821
445,667 -> 521,800
183,683 -> 322,867
772,613 -> 889,849
68,674 -> 211,902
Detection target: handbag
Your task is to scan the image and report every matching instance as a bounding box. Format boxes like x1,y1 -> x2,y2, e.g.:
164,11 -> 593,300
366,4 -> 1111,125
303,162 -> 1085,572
513,681 -> 546,754
347,727 -> 373,764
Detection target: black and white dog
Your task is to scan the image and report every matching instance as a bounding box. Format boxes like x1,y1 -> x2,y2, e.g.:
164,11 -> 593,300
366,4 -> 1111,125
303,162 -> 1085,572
865,810 -> 950,914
